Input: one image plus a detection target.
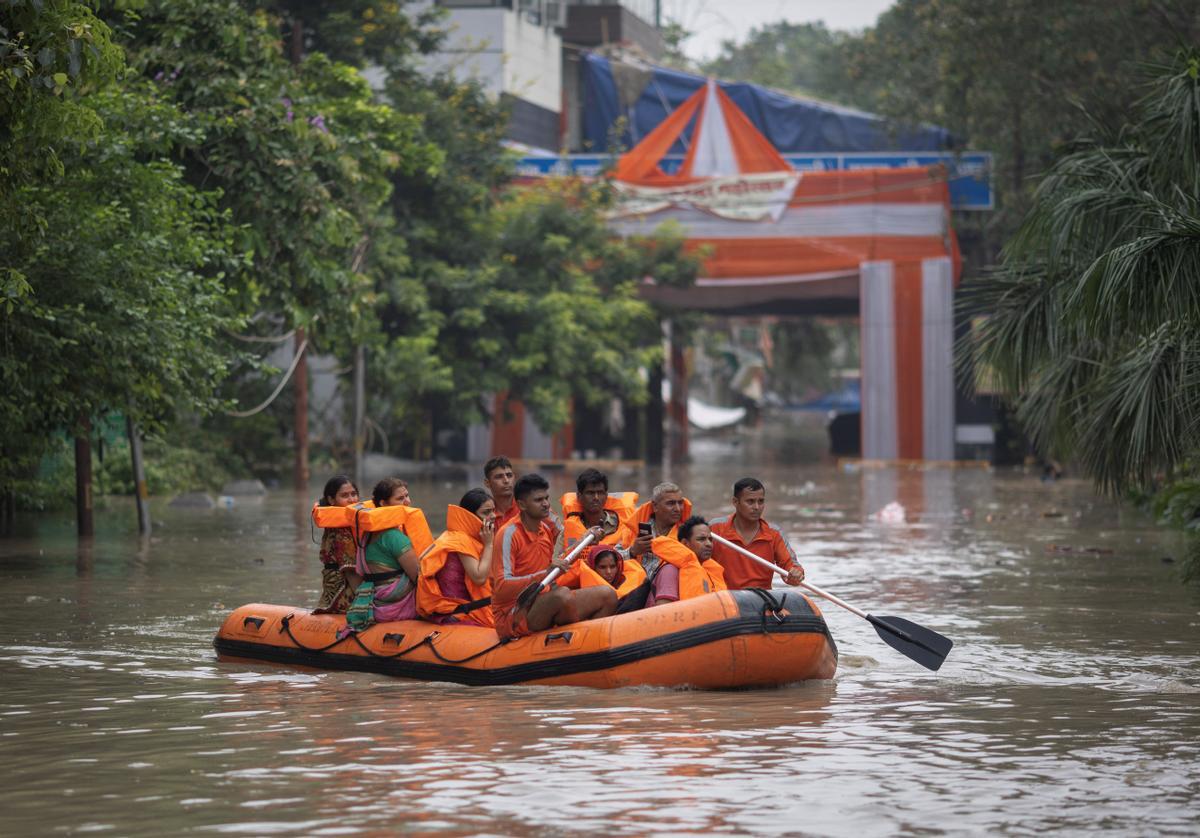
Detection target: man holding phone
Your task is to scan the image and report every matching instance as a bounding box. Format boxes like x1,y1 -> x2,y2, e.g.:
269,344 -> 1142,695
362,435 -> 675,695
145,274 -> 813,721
630,481 -> 690,559
623,481 -> 693,609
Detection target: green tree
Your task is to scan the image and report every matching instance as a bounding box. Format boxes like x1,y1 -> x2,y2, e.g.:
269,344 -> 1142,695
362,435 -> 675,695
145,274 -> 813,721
0,82 -> 244,519
960,52 -> 1200,499
1,0 -> 123,299
836,0 -> 1200,236
703,21 -> 849,101
123,0 -> 441,485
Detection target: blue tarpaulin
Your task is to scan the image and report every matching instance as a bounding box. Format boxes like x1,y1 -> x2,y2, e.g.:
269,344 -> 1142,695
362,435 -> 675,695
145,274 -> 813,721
581,53 -> 953,155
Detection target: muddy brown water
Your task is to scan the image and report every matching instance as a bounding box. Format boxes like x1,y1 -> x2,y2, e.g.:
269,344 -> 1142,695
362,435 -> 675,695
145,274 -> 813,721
2,429 -> 1198,835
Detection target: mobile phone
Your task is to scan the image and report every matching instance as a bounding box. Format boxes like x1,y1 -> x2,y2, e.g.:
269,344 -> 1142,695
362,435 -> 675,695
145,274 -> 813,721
638,522 -> 653,538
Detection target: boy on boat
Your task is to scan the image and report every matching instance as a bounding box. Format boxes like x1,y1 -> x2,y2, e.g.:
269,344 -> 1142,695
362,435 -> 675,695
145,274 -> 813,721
710,477 -> 805,589
484,456 -> 520,529
490,474 -> 618,639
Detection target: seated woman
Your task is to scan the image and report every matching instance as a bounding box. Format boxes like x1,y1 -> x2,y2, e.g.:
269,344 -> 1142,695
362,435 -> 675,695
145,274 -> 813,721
344,478 -> 420,632
315,475 -> 360,614
417,488 -> 496,627
379,477 -> 411,507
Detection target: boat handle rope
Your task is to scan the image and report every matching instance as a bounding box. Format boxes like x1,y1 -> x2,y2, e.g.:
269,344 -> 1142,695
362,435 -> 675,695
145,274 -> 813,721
747,588 -> 789,630
278,613 -> 354,653
277,613 -> 507,662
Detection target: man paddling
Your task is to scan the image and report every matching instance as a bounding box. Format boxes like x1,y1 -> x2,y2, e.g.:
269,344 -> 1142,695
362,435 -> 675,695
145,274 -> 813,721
484,456 -> 519,529
710,477 -> 805,589
490,474 -> 617,639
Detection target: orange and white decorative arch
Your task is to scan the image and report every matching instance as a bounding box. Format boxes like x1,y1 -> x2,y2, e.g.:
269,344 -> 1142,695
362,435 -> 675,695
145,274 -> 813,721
610,79 -> 961,460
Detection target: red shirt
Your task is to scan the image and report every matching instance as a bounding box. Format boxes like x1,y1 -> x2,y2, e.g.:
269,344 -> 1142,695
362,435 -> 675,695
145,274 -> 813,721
709,516 -> 798,590
492,516 -> 557,587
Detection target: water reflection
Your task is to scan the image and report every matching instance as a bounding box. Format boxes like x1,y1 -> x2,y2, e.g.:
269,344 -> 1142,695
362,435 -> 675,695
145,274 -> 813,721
1,445 -> 1198,835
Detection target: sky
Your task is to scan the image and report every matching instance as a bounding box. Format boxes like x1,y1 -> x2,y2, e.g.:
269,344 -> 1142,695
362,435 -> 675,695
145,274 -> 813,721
662,0 -> 897,63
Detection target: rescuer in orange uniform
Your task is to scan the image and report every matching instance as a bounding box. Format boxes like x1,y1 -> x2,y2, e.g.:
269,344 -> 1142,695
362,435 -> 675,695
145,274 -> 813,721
490,474 -> 618,639
710,477 -> 805,589
484,456 -> 520,530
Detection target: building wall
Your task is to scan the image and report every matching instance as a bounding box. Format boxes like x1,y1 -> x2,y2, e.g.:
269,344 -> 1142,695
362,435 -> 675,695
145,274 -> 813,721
422,7 -> 562,114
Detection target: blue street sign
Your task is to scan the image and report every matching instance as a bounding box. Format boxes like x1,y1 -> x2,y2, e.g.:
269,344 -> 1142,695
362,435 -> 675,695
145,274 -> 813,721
515,151 -> 994,211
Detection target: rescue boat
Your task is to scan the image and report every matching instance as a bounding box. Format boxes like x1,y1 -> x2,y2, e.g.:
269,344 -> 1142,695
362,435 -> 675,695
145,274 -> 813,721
214,588 -> 837,689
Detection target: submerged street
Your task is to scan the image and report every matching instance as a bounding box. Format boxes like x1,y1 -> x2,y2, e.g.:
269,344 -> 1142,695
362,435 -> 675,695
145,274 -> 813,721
1,423 -> 1197,835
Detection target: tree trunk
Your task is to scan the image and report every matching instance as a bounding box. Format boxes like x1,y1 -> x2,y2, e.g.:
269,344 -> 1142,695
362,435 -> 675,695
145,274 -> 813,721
75,416 -> 93,537
646,359 -> 664,466
127,417 -> 151,536
622,400 -> 641,461
667,319 -> 689,465
290,15 -> 304,65
293,328 -> 309,493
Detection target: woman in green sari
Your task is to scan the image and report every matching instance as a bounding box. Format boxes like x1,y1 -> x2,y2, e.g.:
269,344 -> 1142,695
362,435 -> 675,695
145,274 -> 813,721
344,478 -> 420,632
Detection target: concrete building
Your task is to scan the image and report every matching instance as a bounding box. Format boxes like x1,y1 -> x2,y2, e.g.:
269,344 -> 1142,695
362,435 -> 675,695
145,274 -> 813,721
426,2 -> 665,151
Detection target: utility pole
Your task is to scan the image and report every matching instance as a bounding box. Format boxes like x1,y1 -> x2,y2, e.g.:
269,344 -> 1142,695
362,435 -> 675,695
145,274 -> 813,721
290,14 -> 309,494
353,345 -> 366,492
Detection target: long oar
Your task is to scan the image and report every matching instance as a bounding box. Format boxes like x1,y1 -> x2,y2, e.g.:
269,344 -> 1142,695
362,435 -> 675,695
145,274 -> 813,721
516,511 -> 618,610
711,533 -> 953,671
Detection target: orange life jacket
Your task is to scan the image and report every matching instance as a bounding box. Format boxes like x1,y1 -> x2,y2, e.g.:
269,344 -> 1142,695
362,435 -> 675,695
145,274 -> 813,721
559,490 -> 639,552
416,505 -> 494,627
582,544 -> 647,597
650,536 -> 726,600
311,501 -> 435,555
633,496 -> 693,539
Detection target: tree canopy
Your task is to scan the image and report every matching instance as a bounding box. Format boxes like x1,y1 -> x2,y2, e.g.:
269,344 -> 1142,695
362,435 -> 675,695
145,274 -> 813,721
1,0 -> 703,512
960,51 -> 1200,496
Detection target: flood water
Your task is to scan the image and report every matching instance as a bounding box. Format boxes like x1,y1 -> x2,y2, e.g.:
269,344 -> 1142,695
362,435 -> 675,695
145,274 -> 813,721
2,422 -> 1199,835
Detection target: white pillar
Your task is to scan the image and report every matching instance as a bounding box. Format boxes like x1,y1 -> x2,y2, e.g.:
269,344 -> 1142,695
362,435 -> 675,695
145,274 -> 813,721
860,260 -> 897,460
921,257 -> 955,460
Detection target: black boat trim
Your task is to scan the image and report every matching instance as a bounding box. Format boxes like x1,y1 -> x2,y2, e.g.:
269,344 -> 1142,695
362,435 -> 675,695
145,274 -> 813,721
213,590 -> 837,687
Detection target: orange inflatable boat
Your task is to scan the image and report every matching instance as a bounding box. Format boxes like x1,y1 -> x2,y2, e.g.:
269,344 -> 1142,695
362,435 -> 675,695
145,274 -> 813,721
214,589 -> 837,689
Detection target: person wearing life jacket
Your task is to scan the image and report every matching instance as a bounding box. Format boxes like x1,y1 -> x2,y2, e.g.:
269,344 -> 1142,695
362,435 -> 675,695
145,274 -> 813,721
579,542 -> 651,599
586,545 -> 624,588
490,474 -> 618,640
377,477 -> 411,507
343,478 -> 421,632
417,488 -> 496,627
484,456 -> 520,530
709,477 -> 805,589
644,515 -> 728,606
624,481 -> 693,608
314,475 -> 361,614
557,468 -> 639,590
561,468 -> 637,553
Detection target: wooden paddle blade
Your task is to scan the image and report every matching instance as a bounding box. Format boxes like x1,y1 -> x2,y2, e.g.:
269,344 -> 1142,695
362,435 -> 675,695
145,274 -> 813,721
867,615 -> 953,671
